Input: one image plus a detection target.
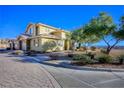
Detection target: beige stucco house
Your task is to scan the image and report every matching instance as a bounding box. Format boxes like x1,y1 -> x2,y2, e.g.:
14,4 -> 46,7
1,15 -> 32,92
0,39 -> 18,50
0,39 -> 9,49
17,23 -> 70,52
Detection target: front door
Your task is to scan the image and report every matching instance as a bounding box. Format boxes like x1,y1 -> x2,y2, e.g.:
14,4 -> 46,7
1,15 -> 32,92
26,39 -> 31,51
19,40 -> 22,50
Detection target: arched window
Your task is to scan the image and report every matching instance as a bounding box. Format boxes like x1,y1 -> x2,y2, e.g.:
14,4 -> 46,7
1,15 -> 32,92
29,28 -> 33,35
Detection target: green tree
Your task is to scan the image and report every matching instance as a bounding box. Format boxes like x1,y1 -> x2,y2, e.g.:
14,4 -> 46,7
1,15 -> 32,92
83,24 -> 101,47
71,28 -> 84,48
72,25 -> 100,49
83,12 -> 124,54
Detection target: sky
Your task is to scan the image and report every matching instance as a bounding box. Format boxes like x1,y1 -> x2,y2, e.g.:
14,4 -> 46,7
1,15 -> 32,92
0,5 -> 124,46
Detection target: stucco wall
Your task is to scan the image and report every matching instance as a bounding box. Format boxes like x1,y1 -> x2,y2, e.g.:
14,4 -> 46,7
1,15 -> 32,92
30,38 -> 42,51
21,40 -> 27,51
24,23 -> 69,52
30,37 -> 65,52
38,26 -> 56,35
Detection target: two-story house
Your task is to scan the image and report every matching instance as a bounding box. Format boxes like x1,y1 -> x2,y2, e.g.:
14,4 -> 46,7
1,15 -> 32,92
17,23 -> 70,52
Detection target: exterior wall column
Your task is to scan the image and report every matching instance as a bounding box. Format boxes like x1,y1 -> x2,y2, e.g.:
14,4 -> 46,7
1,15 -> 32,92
33,24 -> 36,36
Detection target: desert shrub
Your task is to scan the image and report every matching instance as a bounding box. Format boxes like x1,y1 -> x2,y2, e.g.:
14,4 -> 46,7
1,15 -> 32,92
6,47 -> 11,50
86,52 -> 96,59
54,47 -> 61,52
72,54 -> 83,60
96,54 -> 112,63
90,46 -> 97,51
68,52 -> 74,57
73,54 -> 93,64
12,50 -> 24,55
49,54 -> 59,60
25,51 -> 36,56
117,55 -> 124,64
76,49 -> 80,51
100,48 -> 107,54
79,46 -> 87,51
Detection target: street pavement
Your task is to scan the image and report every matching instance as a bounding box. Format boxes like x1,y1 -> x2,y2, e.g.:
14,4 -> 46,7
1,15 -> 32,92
0,52 -> 124,88
29,55 -> 124,88
42,65 -> 124,88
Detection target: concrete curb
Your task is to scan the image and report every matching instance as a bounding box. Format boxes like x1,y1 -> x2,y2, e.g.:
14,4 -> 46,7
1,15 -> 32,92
60,63 -> 124,72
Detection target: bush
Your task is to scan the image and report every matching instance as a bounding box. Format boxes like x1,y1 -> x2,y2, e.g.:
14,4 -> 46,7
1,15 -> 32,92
72,54 -> 83,60
68,53 -> 73,57
12,50 -> 24,55
76,49 -> 80,51
79,46 -> 87,51
90,46 -> 96,51
42,41 -> 57,52
86,52 -> 96,59
96,54 -> 112,63
117,55 -> 124,64
25,51 -> 36,56
68,52 -> 74,57
6,47 -> 11,50
54,47 -> 61,52
49,54 -> 59,60
100,48 -> 107,54
73,54 -> 93,64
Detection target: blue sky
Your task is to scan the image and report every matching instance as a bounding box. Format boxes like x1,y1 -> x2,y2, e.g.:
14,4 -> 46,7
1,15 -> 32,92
0,5 -> 124,46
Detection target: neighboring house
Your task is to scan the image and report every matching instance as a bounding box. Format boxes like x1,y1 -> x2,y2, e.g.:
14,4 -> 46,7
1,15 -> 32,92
8,39 -> 18,50
0,39 -> 17,50
17,23 -> 70,52
0,39 -> 9,49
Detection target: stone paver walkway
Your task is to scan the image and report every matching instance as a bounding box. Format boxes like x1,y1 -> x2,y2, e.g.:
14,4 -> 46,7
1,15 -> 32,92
0,53 -> 59,88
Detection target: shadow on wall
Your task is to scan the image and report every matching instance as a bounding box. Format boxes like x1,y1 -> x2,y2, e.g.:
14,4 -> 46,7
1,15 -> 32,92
42,40 -> 61,52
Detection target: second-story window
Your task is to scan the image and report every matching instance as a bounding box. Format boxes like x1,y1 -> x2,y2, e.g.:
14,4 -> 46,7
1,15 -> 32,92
35,26 -> 40,36
29,28 -> 33,35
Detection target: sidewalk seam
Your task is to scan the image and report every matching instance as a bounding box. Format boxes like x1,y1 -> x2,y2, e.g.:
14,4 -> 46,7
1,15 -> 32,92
40,64 -> 62,88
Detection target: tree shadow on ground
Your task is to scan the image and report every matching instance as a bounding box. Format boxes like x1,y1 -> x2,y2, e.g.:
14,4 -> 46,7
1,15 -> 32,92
11,55 -> 104,72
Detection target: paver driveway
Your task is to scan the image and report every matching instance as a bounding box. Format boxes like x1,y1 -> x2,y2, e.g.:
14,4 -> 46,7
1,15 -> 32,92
0,53 -> 59,88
